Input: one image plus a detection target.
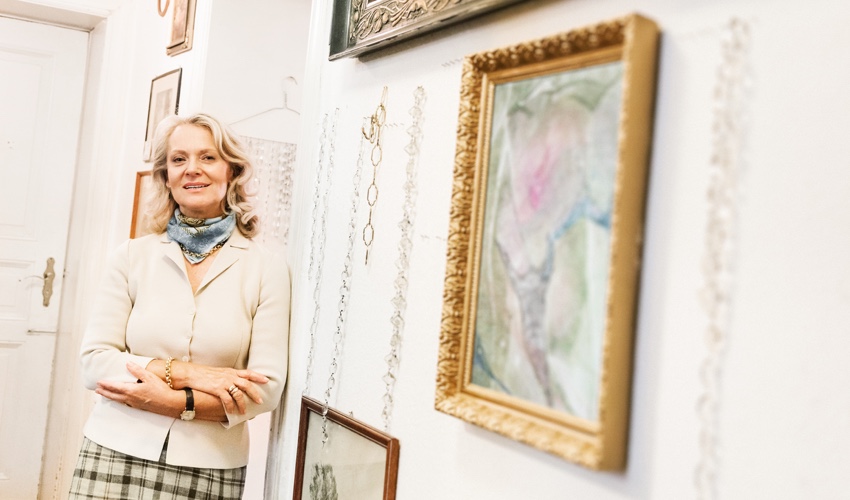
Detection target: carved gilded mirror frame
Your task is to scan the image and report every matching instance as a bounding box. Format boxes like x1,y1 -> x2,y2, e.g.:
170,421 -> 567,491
434,14 -> 659,470
329,0 -> 527,60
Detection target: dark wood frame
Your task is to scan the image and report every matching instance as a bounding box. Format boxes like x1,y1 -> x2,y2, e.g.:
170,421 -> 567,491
143,68 -> 181,162
293,396 -> 400,500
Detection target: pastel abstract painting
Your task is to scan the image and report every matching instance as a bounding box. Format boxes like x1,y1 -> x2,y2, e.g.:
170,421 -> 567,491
471,61 -> 624,423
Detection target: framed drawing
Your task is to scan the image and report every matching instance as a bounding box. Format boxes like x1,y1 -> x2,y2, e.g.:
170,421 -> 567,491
434,14 -> 659,470
130,170 -> 154,238
329,0 -> 526,60
166,0 -> 196,56
293,397 -> 400,500
143,68 -> 181,162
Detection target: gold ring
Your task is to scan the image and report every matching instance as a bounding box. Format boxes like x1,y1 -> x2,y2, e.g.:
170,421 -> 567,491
228,385 -> 238,395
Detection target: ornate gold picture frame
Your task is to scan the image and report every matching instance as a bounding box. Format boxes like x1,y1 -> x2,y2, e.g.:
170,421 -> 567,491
329,0 -> 526,60
434,14 -> 659,470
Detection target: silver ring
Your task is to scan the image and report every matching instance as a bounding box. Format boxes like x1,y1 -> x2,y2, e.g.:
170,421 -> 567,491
228,385 -> 239,395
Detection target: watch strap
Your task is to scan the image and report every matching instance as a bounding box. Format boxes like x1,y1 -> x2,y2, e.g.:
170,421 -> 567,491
182,387 -> 194,412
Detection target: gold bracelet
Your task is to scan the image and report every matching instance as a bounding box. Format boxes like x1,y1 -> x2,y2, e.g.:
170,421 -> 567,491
165,356 -> 174,389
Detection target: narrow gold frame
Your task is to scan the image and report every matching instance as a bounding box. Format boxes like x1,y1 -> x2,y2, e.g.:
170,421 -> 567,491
434,14 -> 659,470
130,170 -> 154,239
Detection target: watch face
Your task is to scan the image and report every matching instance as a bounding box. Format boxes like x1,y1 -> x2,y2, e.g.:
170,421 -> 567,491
181,410 -> 196,421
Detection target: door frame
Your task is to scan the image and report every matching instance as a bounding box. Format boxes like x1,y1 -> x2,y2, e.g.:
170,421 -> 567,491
12,8 -> 136,498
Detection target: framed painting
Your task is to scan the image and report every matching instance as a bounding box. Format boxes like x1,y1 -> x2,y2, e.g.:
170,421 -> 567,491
329,0 -> 526,60
434,14 -> 659,470
293,397 -> 400,500
130,170 -> 154,238
166,0 -> 196,56
143,68 -> 181,162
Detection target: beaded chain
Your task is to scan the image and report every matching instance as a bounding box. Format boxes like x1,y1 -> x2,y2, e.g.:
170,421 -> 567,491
322,119 -> 368,446
304,111 -> 339,396
381,87 -> 426,431
695,18 -> 751,500
361,87 -> 388,265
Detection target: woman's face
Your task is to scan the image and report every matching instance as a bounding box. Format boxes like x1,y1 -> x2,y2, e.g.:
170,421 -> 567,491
166,124 -> 232,219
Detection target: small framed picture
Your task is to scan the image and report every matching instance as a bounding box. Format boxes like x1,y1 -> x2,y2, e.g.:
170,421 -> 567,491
434,14 -> 660,470
166,0 -> 197,56
130,170 -> 154,238
293,397 -> 400,500
143,68 -> 181,162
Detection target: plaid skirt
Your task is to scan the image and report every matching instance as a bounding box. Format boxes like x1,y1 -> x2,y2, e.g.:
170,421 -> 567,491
68,437 -> 246,500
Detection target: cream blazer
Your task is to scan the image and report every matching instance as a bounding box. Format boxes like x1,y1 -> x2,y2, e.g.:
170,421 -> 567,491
79,230 -> 290,469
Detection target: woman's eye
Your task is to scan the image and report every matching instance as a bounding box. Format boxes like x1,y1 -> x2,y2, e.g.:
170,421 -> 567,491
203,155 -> 215,161
171,156 -> 186,163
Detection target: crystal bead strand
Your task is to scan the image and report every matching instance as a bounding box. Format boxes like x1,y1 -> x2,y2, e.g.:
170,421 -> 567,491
322,123 -> 367,446
304,111 -> 338,396
695,19 -> 751,500
381,87 -> 426,432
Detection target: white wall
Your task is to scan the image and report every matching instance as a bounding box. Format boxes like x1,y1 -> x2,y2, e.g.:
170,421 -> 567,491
273,0 -> 850,499
32,0 -> 850,498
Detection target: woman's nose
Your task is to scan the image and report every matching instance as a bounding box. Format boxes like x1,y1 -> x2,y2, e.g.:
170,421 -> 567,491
186,157 -> 200,173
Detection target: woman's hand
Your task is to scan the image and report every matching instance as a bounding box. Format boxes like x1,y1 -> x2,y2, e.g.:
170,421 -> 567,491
170,361 -> 269,415
95,362 -> 183,417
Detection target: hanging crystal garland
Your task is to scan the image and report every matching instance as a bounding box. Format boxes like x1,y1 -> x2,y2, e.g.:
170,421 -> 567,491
695,18 -> 751,500
242,136 -> 297,251
322,119 -> 370,446
303,110 -> 339,396
381,87 -> 426,432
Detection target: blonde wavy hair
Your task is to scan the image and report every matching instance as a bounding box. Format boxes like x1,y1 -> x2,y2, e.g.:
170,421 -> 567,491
147,113 -> 259,237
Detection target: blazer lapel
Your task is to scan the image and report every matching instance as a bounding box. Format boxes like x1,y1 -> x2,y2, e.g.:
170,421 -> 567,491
195,230 -> 249,293
160,232 -> 187,276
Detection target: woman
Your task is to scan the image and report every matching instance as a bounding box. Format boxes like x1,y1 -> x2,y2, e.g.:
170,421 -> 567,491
69,113 -> 290,499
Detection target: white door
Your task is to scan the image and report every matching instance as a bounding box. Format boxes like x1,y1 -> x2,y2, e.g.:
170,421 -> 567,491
0,16 -> 88,500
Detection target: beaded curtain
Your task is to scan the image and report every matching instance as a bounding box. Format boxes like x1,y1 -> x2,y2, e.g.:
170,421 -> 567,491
242,136 -> 297,251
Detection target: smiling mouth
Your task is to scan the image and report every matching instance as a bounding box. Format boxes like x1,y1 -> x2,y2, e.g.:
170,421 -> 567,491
184,184 -> 209,190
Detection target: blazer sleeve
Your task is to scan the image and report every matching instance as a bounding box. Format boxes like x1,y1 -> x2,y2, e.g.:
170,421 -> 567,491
79,240 -> 155,390
222,251 -> 291,428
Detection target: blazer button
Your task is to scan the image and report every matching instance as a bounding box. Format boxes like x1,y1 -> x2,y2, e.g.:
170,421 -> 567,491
182,356 -> 190,362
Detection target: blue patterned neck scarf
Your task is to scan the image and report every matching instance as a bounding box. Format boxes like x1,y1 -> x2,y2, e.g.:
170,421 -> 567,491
167,209 -> 236,264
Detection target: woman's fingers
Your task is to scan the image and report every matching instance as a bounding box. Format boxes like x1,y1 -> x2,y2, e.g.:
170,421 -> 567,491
231,387 -> 246,414
220,385 -> 246,414
230,380 -> 264,405
219,387 -> 238,414
237,370 -> 269,384
127,362 -> 155,383
95,384 -> 124,404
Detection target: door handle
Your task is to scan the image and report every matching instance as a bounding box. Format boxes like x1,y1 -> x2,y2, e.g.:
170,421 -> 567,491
19,257 -> 56,307
41,257 -> 55,307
